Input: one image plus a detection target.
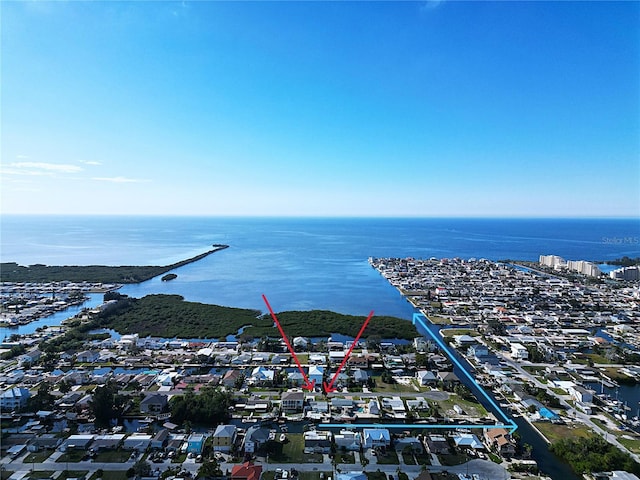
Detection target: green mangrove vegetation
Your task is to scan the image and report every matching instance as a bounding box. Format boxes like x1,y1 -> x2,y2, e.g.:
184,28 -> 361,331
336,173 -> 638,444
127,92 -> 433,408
99,294 -> 267,339
72,293 -> 418,341
247,309 -> 419,340
549,436 -> 640,475
0,245 -> 228,283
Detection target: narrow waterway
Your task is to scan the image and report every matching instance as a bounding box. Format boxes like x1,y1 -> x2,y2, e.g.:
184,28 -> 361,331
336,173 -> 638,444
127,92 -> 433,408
421,320 -> 580,480
0,293 -> 105,339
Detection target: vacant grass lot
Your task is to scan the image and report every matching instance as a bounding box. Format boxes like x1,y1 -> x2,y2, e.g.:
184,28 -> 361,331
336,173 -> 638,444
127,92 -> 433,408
373,450 -> 399,465
24,451 -> 53,463
57,471 -> 89,480
94,449 -> 134,463
371,375 -> 417,393
266,433 -> 323,463
28,472 -> 56,479
435,393 -> 488,418
335,452 -> 356,464
619,436 -> 640,454
88,472 -> 128,480
532,421 -> 594,444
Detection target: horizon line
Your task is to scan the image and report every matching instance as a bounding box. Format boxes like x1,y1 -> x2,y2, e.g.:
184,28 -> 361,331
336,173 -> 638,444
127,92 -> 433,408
1,213 -> 639,220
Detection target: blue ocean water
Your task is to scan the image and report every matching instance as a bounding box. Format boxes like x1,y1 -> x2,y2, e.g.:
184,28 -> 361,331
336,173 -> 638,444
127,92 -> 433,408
2,216 -> 639,318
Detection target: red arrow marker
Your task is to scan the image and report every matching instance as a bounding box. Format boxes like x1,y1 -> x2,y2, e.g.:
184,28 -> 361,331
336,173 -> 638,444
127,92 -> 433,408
262,294 -> 316,391
323,310 -> 374,394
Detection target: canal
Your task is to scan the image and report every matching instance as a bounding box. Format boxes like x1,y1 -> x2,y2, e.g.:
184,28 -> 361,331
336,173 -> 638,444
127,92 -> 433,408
420,319 -> 580,480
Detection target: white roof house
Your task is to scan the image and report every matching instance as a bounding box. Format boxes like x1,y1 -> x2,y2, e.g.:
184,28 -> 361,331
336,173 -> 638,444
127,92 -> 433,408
362,428 -> 390,448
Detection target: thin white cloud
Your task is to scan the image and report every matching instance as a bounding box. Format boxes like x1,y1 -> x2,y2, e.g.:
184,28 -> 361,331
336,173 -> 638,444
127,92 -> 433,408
92,176 -> 151,183
9,162 -> 83,173
420,0 -> 444,12
80,160 -> 102,166
0,167 -> 53,177
16,154 -> 30,159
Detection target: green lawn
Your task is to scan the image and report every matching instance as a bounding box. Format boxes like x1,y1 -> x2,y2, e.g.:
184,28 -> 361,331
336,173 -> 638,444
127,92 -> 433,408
440,329 -> 478,338
618,437 -> 640,454
366,472 -> 388,480
413,452 -> 431,466
88,472 -> 129,480
57,471 -> 89,480
299,472 -> 331,480
266,433 -> 323,464
374,451 -> 399,465
427,316 -> 452,325
94,449 -> 133,463
439,453 -> 471,466
335,452 -> 356,464
24,451 -> 52,463
401,451 -> 416,465
371,376 -> 417,393
435,393 -> 488,418
56,450 -> 86,463
532,422 -> 595,444
27,472 -> 55,479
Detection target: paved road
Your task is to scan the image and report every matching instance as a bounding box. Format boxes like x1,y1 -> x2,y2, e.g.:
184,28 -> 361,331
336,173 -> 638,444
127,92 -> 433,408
2,451 -> 511,480
498,354 -> 640,464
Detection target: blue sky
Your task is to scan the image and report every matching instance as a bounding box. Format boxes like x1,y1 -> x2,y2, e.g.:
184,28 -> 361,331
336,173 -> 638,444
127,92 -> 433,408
2,1 -> 639,217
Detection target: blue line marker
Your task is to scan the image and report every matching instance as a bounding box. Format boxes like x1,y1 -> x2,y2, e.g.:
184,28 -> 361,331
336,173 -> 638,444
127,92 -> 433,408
319,423 -> 514,430
413,313 -> 517,434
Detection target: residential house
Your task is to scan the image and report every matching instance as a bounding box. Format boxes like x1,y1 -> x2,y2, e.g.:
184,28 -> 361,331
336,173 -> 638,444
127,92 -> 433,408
0,387 -> 30,410
123,433 -> 152,451
452,433 -> 484,451
353,369 -> 369,384
382,396 -> 406,417
61,434 -> 94,451
21,348 -> 42,366
231,462 -> 263,480
483,428 -> 515,457
243,426 -> 270,453
140,394 -> 168,415
347,355 -> 369,369
309,354 -> 326,364
334,430 -> 361,451
222,370 -> 244,388
308,365 -> 324,386
186,433 -> 206,454
27,434 -> 61,452
569,385 -> 594,404
303,430 -> 332,453
91,434 -> 126,451
287,371 -> 305,387
91,367 -> 112,384
437,371 -> 460,389
424,435 -> 449,455
368,399 -> 380,416
293,337 -> 309,351
281,391 -> 305,412
415,370 -> 437,387
361,429 -> 390,449
151,430 -> 169,450
76,350 -> 100,363
249,366 -> 275,386
212,424 -> 237,452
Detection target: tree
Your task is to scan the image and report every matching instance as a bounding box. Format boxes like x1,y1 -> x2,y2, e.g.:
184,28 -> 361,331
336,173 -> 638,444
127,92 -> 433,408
25,382 -> 55,412
58,379 -> 72,394
90,381 -> 125,428
169,387 -> 232,426
133,460 -> 151,477
197,460 -> 222,479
